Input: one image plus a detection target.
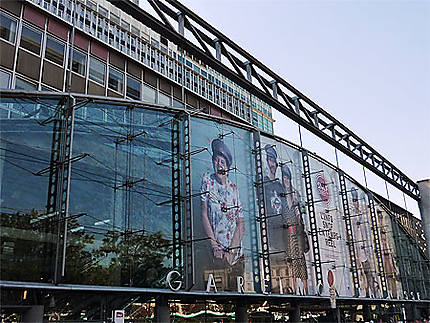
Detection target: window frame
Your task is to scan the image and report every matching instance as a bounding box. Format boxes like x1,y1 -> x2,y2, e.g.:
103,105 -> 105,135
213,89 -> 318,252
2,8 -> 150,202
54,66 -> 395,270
20,23 -> 43,56
88,56 -> 106,86
0,68 -> 11,89
108,66 -> 124,94
0,10 -> 18,44
70,48 -> 88,77
126,75 -> 141,100
45,34 -> 66,67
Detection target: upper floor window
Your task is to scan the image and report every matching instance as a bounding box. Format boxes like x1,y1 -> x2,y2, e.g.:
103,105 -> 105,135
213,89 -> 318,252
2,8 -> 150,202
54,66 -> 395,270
108,67 -> 123,93
126,75 -> 140,100
20,24 -> 42,55
45,35 -> 65,66
89,56 -> 106,85
0,11 -> 17,43
15,76 -> 38,90
71,49 -> 87,76
0,69 -> 11,89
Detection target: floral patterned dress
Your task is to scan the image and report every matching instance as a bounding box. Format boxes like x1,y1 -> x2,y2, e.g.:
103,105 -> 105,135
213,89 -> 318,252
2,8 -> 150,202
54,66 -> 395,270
201,172 -> 243,264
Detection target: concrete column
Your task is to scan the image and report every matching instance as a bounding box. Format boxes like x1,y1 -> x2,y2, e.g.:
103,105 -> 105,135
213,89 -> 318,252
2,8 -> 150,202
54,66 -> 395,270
417,179 -> 430,260
22,305 -> 44,323
235,302 -> 248,323
154,296 -> 169,323
289,306 -> 301,323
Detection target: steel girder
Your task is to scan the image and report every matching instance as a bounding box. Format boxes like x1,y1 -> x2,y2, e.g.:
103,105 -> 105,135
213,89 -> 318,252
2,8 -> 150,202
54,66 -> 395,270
108,0 -> 420,200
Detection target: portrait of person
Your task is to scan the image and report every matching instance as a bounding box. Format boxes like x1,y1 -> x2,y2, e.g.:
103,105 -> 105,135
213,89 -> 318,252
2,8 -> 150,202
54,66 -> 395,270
199,138 -> 245,291
263,144 -> 310,294
263,144 -> 286,253
281,164 -> 310,295
350,187 -> 377,297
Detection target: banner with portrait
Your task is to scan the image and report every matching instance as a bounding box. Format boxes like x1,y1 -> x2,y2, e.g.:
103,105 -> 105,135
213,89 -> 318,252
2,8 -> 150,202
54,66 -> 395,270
344,179 -> 382,297
308,156 -> 353,297
260,136 -> 314,295
190,117 -> 257,293
375,205 -> 403,299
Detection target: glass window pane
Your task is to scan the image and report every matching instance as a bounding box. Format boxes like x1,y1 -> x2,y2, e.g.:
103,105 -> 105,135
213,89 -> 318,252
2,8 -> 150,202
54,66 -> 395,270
0,69 -> 11,89
126,76 -> 140,99
158,92 -> 170,106
108,67 -> 123,93
71,49 -> 87,76
15,77 -> 37,90
172,99 -> 184,109
89,56 -> 106,85
0,97 -> 60,282
20,24 -> 42,55
142,85 -> 156,103
45,35 -> 65,65
0,11 -> 17,43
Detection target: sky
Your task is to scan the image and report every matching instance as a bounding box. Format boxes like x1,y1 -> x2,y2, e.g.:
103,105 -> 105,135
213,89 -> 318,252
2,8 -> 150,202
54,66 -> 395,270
142,0 -> 430,216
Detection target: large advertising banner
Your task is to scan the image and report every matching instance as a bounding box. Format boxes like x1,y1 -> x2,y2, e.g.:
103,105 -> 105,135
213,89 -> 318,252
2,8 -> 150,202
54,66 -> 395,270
375,205 -> 403,299
190,117 -> 257,292
344,180 -> 381,297
308,156 -> 353,297
260,137 -> 314,295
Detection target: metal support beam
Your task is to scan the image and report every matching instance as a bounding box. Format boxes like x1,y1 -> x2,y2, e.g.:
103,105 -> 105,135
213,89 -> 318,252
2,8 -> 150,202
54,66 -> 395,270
171,116 -> 182,272
253,131 -> 272,293
47,96 -> 74,284
368,193 -> 388,298
107,0 -> 420,200
181,113 -> 194,289
302,150 -> 323,289
338,171 -> 360,296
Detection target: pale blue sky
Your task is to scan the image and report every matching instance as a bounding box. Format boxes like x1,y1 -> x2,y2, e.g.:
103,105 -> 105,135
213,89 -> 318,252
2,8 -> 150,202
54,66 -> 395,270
144,0 -> 430,215
179,0 -> 430,216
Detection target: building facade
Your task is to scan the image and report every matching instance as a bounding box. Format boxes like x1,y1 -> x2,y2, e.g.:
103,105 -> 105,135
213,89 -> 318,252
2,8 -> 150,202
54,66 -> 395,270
0,0 -> 274,133
1,1 -> 429,322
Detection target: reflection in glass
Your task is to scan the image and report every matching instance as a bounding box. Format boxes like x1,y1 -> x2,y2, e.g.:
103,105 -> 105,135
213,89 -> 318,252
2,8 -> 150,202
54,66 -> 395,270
71,49 -> 87,76
45,35 -> 65,66
126,75 -> 140,99
108,67 -> 123,93
89,56 -> 106,85
142,84 -> 156,103
20,24 -> 42,55
0,11 -> 17,43
0,97 -> 60,282
66,103 -> 174,287
0,69 -> 11,89
15,77 -> 37,90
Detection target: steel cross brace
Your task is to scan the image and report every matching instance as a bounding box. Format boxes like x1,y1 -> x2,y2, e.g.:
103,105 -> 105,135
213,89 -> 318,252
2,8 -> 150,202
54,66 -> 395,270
109,0 -> 420,200
252,131 -> 272,293
302,150 -> 323,289
338,171 -> 360,296
368,193 -> 388,298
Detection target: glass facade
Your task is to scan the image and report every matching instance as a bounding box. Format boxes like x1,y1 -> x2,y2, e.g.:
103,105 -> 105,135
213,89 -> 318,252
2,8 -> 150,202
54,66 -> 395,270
0,95 -> 174,288
0,93 -> 428,302
0,97 -> 58,282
